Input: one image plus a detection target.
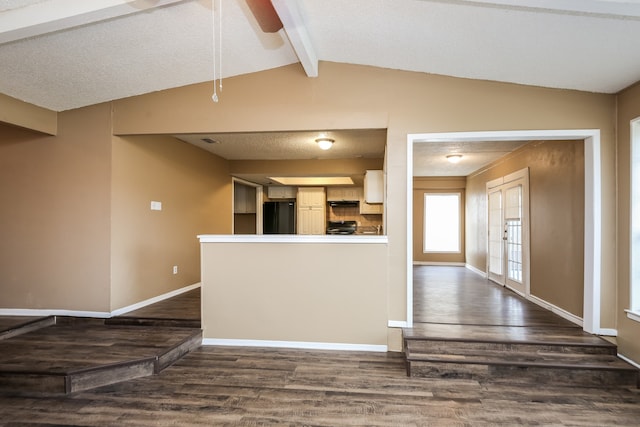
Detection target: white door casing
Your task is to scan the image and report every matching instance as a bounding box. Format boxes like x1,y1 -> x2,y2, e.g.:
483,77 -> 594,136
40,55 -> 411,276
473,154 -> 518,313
406,129 -> 602,334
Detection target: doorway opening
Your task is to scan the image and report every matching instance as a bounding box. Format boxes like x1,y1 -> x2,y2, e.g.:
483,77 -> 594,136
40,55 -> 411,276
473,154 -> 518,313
406,130 -> 602,334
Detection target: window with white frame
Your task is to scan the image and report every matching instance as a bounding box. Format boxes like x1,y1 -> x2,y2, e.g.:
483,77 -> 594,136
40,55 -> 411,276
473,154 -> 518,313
423,193 -> 461,253
630,118 -> 640,321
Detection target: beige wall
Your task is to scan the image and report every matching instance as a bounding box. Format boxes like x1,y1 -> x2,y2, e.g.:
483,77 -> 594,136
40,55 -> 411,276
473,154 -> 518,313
1,62 -> 622,352
413,177 -> 466,263
0,93 -> 57,135
111,135 -> 232,310
201,240 -> 388,347
615,82 -> 640,362
0,111 -> 233,313
112,61 -> 616,325
466,140 -> 585,317
0,104 -> 112,311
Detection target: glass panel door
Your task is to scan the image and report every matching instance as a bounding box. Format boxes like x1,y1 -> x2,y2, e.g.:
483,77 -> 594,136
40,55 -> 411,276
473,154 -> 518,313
486,169 -> 529,296
504,184 -> 524,293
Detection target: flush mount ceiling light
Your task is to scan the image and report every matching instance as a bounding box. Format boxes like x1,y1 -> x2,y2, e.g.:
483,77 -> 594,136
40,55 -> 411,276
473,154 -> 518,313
316,137 -> 335,150
446,154 -> 463,164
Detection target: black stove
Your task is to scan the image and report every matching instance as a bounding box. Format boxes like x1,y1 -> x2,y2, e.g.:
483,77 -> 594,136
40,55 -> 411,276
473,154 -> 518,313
326,220 -> 357,235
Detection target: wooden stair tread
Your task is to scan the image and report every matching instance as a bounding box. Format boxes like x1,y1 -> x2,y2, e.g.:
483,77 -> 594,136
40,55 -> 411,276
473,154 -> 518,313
403,323 -> 638,387
0,320 -> 202,395
404,323 -> 614,348
105,316 -> 201,328
0,316 -> 55,341
405,350 -> 637,371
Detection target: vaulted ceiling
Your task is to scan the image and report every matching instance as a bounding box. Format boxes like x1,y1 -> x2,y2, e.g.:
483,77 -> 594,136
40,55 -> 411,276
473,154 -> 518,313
2,0 -> 639,176
2,0 -> 640,112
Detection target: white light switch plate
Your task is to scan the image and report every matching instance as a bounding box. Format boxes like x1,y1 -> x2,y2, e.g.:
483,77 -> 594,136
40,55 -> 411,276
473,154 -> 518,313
150,201 -> 162,211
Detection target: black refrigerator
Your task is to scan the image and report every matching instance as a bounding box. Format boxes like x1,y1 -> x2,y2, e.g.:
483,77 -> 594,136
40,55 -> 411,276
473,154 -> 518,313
263,201 -> 296,234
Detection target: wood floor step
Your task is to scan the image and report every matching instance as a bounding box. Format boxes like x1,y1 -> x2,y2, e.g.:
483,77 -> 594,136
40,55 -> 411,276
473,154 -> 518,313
406,358 -> 639,387
406,350 -> 635,371
402,323 -> 637,387
0,316 -> 55,341
404,323 -> 616,350
0,357 -> 156,395
156,329 -> 202,372
0,322 -> 202,396
405,337 -> 617,355
104,317 -> 201,328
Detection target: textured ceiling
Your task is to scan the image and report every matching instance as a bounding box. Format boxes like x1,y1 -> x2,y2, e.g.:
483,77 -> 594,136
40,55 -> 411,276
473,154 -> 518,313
413,140 -> 531,176
0,0 -> 298,111
1,0 -> 636,178
2,0 -> 640,112
175,129 -> 387,161
0,0 -> 44,12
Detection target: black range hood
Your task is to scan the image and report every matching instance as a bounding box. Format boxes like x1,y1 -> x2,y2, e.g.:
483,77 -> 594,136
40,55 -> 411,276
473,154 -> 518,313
329,200 -> 359,208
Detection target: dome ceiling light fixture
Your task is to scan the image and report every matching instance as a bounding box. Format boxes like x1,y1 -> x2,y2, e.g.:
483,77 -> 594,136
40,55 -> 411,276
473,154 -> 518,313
446,154 -> 463,164
316,137 -> 335,150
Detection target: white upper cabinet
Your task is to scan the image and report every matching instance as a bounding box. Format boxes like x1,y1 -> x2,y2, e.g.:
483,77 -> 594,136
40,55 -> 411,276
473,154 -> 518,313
364,170 -> 384,204
297,187 -> 326,208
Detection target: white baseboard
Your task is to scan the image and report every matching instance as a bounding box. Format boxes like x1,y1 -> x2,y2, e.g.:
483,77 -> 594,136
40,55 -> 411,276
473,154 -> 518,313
625,309 -> 640,323
0,308 -> 110,318
111,282 -> 201,316
413,261 -> 465,266
388,320 -> 408,328
527,294 -> 583,327
597,328 -> 617,337
0,282 -> 201,319
465,264 -> 487,277
618,353 -> 640,369
202,338 -> 388,353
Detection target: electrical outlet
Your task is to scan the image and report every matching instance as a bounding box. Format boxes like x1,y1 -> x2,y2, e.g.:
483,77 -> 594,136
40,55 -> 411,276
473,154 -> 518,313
173,265 -> 178,275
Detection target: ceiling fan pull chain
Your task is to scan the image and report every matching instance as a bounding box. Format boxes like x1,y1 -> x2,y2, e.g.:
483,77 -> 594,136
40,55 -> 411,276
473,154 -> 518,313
219,0 -> 223,93
211,0 -> 219,102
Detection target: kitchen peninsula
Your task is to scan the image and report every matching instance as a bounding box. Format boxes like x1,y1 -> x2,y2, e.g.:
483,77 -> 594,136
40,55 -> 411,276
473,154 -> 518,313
198,233 -> 389,351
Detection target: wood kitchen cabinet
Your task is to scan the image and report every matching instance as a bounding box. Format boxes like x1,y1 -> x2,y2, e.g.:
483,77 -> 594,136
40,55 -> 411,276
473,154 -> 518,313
234,182 -> 256,213
359,198 -> 384,214
297,187 -> 326,235
267,186 -> 296,199
326,186 -> 361,201
328,186 -> 383,214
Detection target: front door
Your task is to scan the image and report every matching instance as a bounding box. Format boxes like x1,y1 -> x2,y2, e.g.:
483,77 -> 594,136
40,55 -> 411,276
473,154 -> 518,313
487,168 -> 529,296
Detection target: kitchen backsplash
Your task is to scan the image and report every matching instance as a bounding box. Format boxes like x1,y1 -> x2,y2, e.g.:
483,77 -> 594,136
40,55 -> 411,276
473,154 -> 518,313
327,205 -> 382,230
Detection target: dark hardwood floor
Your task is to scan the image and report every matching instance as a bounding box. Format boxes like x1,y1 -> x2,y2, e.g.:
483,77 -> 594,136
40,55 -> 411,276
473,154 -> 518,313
117,289 -> 200,320
0,317 -> 48,333
1,346 -> 639,425
1,269 -> 639,425
413,265 -> 577,327
0,316 -> 54,340
106,288 -> 201,328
